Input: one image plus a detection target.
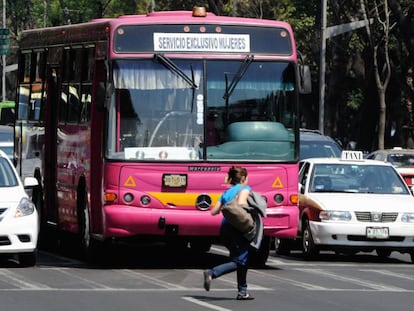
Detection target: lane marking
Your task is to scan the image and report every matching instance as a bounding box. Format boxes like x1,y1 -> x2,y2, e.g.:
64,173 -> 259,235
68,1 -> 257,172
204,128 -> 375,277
252,269 -> 327,290
182,296 -> 232,311
121,269 -> 187,289
0,270 -> 50,289
294,268 -> 406,291
361,269 -> 414,281
52,267 -> 112,289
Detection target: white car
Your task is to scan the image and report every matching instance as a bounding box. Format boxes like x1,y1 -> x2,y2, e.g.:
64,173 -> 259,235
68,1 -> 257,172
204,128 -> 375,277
0,150 -> 39,266
294,151 -> 414,262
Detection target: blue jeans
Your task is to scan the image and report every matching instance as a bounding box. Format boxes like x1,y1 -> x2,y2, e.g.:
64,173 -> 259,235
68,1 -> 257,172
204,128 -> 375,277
209,223 -> 250,295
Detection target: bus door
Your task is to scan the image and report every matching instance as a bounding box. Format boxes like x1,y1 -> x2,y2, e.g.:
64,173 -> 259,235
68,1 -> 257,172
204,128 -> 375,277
43,64 -> 60,226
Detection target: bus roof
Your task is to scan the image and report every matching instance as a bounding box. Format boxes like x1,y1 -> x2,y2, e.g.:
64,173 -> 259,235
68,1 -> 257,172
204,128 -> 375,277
19,10 -> 294,53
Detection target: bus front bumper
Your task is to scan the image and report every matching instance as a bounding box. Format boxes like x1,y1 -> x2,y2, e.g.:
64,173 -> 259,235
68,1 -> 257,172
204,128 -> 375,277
104,205 -> 298,239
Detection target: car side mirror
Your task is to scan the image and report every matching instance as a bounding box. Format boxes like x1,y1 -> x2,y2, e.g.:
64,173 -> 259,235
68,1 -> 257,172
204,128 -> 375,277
299,183 -> 305,194
23,177 -> 38,189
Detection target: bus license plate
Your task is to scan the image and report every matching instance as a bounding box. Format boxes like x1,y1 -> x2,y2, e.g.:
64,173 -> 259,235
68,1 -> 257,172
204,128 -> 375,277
162,174 -> 187,188
366,227 -> 389,239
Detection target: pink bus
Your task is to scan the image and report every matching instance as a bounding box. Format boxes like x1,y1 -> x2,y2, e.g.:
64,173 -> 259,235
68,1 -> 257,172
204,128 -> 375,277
14,8 -> 309,264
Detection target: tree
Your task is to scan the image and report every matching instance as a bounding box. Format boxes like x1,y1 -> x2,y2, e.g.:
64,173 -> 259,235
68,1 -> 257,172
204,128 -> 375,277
361,0 -> 392,150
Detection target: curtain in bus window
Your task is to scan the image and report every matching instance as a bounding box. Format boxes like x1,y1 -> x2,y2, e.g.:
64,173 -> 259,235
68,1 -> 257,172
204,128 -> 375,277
113,60 -> 202,90
108,60 -> 204,161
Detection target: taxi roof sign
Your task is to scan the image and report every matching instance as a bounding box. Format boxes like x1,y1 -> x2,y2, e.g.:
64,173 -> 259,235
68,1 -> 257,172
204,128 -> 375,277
341,150 -> 364,161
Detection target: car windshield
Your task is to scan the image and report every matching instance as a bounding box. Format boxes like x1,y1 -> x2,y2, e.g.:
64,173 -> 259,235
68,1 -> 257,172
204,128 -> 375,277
387,153 -> 414,167
310,163 -> 409,194
0,157 -> 18,187
0,126 -> 13,141
300,141 -> 341,160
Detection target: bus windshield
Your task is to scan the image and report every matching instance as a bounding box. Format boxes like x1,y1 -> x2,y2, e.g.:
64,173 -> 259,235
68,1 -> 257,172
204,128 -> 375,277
107,58 -> 297,161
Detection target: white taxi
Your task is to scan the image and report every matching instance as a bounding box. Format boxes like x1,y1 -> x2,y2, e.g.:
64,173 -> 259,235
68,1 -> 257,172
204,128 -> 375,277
0,150 -> 39,266
296,151 -> 414,262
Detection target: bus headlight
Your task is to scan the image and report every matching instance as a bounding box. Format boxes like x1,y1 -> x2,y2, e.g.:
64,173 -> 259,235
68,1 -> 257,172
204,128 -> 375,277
124,193 -> 134,203
140,195 -> 151,205
319,210 -> 351,221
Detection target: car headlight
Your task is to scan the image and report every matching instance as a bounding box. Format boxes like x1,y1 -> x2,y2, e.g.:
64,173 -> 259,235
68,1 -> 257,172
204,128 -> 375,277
401,213 -> 414,223
14,198 -> 36,218
319,210 -> 352,221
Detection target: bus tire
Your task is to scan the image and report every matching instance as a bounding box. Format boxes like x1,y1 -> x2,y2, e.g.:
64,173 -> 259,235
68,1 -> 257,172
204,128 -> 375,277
77,183 -> 97,262
189,241 -> 211,253
275,238 -> 291,256
33,174 -> 58,251
249,236 -> 270,267
376,249 -> 392,258
19,251 -> 37,267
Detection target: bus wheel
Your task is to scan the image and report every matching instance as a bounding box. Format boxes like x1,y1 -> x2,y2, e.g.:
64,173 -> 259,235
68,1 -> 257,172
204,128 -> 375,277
275,238 -> 291,256
33,185 -> 57,251
77,186 -> 96,262
250,236 -> 270,267
19,251 -> 37,267
302,219 -> 319,260
376,249 -> 392,258
189,241 -> 211,253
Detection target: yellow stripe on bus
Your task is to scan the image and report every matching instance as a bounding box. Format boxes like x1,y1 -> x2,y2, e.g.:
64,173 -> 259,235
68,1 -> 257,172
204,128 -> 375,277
148,192 -> 221,206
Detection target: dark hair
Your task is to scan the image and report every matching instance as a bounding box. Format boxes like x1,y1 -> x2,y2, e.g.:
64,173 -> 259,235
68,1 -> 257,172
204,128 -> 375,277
227,166 -> 248,185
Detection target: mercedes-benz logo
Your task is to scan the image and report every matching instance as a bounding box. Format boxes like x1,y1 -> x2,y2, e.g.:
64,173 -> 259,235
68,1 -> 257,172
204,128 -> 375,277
196,194 -> 212,211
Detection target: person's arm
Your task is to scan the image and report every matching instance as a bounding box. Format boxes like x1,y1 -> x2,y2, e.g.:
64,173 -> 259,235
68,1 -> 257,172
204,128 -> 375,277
210,201 -> 222,215
237,188 -> 250,206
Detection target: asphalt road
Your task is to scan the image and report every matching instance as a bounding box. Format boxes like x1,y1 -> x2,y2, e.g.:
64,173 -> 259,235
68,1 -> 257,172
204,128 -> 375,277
1,244 -> 414,311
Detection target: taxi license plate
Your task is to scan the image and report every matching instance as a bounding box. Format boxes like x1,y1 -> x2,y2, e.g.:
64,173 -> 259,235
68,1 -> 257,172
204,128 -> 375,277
366,227 -> 389,239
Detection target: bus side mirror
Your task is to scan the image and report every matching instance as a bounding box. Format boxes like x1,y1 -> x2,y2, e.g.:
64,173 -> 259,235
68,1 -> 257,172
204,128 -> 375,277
96,82 -> 113,110
298,65 -> 312,94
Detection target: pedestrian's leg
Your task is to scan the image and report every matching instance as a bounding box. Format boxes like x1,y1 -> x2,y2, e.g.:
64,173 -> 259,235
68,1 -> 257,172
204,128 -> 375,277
210,261 -> 237,279
236,264 -> 248,295
204,261 -> 237,291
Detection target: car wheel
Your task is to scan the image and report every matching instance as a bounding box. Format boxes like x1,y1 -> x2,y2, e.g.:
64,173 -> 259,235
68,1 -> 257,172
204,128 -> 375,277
302,219 -> 319,259
19,251 -> 36,267
275,238 -> 291,256
376,249 -> 392,258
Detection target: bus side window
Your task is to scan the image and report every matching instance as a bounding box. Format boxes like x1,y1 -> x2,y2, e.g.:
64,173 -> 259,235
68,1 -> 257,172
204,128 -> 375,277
17,53 -> 32,121
79,48 -> 94,124
80,87 -> 91,123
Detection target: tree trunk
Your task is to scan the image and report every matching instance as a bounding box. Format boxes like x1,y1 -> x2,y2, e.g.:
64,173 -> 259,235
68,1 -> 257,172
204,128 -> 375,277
378,88 -> 386,149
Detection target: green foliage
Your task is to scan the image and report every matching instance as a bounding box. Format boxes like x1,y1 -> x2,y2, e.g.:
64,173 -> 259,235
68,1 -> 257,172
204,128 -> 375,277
4,0 -> 414,150
347,89 -> 364,111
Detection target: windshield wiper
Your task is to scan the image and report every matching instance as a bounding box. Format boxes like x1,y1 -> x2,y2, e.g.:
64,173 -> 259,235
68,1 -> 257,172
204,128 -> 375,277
154,54 -> 198,89
223,54 -> 254,100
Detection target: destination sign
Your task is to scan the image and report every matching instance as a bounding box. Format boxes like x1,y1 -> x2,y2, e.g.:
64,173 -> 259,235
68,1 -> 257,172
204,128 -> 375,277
154,33 -> 250,53
114,25 -> 292,55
